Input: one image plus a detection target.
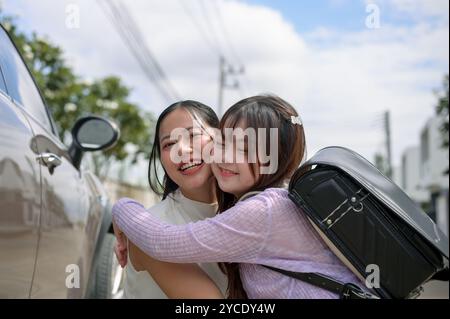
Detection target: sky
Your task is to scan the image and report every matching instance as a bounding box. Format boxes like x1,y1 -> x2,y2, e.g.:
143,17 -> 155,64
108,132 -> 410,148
1,0 -> 448,186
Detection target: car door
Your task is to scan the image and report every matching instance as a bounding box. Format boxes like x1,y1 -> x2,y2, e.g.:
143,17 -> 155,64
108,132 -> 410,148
0,25 -> 94,298
0,36 -> 41,298
26,122 -> 93,298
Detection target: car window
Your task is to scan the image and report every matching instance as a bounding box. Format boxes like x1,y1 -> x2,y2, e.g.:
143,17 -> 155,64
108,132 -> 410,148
0,27 -> 52,130
0,66 -> 7,96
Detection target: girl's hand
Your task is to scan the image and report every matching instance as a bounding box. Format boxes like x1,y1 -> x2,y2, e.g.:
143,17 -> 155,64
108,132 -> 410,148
112,218 -> 128,268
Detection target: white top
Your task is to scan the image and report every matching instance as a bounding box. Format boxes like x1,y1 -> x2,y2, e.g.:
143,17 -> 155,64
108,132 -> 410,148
123,189 -> 228,298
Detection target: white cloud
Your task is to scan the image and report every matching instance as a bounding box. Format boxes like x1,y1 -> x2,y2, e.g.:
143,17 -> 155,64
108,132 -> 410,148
390,0 -> 449,18
303,20 -> 448,158
366,0 -> 450,20
2,0 -> 448,183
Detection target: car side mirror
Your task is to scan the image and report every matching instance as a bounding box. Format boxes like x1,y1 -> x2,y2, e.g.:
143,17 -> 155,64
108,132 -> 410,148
68,116 -> 120,169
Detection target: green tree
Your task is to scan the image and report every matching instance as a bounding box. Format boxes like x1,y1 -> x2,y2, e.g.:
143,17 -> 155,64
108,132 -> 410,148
1,14 -> 83,138
0,12 -> 156,181
80,77 -> 155,178
435,74 -> 449,175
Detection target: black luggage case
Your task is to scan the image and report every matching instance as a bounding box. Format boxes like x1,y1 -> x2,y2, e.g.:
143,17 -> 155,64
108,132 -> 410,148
288,146 -> 449,299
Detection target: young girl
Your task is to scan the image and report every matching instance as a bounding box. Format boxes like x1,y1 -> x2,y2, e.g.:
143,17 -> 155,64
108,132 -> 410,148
113,95 -> 365,299
119,100 -> 227,298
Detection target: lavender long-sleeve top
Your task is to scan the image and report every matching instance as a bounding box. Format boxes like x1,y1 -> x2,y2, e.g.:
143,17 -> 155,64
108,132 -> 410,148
113,188 -> 364,299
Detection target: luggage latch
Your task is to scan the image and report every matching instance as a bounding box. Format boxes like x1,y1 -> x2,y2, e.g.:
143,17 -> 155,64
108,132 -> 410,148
322,189 -> 369,229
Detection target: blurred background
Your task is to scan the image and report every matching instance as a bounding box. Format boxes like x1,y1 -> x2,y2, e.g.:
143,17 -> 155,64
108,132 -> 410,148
0,0 -> 448,297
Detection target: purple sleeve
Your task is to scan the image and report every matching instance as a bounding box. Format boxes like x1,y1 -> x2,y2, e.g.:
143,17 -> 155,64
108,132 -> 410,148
112,195 -> 271,264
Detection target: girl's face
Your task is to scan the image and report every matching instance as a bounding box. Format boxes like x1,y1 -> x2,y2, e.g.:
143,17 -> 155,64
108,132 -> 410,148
211,123 -> 259,198
159,108 -> 214,191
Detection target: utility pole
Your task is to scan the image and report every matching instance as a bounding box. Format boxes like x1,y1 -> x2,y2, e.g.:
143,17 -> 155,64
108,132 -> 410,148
384,110 -> 392,178
218,55 -> 244,116
218,56 -> 225,117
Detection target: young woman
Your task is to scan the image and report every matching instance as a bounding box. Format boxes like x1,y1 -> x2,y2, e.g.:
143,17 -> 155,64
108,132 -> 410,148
119,100 -> 227,298
113,95 -> 365,299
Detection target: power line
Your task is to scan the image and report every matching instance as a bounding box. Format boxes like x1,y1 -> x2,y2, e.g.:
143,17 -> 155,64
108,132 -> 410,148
116,0 -> 181,100
209,0 -> 251,96
114,0 -> 181,99
197,0 -> 247,98
100,0 -> 174,101
177,0 -> 222,57
209,0 -> 243,68
100,1 -> 163,97
384,110 -> 393,178
98,0 -> 181,102
178,0 -> 247,107
198,0 -> 229,58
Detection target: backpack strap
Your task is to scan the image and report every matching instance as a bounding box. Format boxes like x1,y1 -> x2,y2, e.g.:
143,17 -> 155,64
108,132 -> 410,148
237,191 -> 263,202
238,191 -> 379,299
262,265 -> 379,299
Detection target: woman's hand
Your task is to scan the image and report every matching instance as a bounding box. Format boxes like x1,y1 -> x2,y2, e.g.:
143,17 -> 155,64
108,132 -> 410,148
112,218 -> 128,268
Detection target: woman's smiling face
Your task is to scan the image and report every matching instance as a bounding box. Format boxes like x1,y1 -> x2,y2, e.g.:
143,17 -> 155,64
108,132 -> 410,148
159,107 -> 215,191
211,122 -> 259,198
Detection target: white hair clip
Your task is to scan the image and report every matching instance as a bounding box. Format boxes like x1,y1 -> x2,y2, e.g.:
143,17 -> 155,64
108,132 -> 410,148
290,115 -> 303,126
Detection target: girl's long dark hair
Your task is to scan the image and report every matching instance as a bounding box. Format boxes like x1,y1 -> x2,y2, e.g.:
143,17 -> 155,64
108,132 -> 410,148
217,95 -> 307,299
148,100 -> 219,199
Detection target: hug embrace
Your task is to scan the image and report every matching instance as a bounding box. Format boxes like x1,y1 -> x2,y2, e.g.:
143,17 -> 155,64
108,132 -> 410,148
111,95 -> 449,299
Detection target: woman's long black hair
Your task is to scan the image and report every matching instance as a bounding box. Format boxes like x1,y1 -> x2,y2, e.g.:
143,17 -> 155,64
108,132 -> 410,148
148,100 -> 219,199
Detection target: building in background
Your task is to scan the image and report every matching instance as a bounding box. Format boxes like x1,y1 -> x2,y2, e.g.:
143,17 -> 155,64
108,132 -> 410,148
401,146 -> 430,205
419,117 -> 449,236
399,116 -> 449,236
